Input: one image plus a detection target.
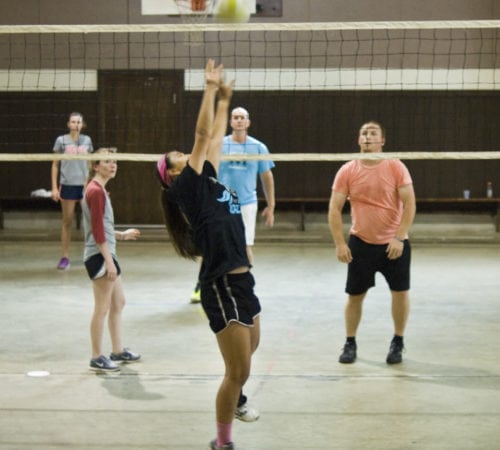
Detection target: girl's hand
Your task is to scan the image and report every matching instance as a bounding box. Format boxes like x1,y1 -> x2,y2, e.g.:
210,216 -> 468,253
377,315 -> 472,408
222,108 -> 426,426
205,58 -> 223,87
122,228 -> 141,241
51,188 -> 60,202
105,259 -> 117,280
218,79 -> 235,102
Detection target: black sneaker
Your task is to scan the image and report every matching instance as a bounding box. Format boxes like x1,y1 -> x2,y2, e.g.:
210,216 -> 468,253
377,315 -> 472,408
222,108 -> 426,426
339,341 -> 357,364
386,340 -> 404,364
110,348 -> 141,363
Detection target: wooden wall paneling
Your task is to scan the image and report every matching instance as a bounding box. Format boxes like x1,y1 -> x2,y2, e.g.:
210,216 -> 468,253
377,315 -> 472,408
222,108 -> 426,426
98,70 -> 183,224
0,92 -> 97,197
2,87 -> 500,221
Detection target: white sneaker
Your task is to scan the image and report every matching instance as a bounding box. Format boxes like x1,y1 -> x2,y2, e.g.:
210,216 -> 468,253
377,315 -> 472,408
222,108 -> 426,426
235,403 -> 260,422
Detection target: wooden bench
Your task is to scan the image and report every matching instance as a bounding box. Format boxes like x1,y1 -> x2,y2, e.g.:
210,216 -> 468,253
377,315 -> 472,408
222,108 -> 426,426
415,198 -> 500,232
261,197 -> 500,232
0,197 -> 82,230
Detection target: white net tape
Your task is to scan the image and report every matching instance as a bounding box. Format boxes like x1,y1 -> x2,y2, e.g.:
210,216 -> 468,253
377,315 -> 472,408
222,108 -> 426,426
2,151 -> 500,162
1,20 -> 500,34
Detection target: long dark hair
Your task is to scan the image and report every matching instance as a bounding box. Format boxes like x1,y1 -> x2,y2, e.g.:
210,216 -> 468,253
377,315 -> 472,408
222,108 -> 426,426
156,159 -> 199,260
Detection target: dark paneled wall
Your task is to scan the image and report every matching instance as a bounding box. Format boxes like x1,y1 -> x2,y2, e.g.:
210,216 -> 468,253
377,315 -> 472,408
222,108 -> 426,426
1,89 -> 499,223
182,90 -> 500,201
0,93 -> 97,196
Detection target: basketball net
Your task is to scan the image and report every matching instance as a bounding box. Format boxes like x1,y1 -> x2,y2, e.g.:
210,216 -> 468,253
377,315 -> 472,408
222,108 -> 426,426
175,0 -> 214,46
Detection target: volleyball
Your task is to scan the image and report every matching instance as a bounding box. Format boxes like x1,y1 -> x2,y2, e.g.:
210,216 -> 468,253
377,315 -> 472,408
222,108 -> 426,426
214,0 -> 251,23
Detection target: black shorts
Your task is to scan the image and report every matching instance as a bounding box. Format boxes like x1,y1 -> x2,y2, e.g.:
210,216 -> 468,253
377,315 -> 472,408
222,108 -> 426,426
346,235 -> 411,295
201,271 -> 262,334
60,184 -> 84,201
84,253 -> 121,280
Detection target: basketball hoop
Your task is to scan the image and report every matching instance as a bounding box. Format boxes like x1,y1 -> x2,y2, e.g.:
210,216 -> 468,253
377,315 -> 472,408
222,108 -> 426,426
175,0 -> 214,46
191,0 -> 207,11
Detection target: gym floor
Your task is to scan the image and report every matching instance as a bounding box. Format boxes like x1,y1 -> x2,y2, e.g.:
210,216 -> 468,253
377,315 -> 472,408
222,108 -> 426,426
1,217 -> 500,449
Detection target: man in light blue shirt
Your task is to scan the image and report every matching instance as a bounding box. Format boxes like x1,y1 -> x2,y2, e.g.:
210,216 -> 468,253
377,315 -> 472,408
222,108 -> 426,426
189,106 -> 275,306
218,106 -> 276,264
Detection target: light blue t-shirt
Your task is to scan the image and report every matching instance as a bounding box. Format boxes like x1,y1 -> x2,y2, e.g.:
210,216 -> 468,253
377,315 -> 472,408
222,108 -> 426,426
218,135 -> 275,206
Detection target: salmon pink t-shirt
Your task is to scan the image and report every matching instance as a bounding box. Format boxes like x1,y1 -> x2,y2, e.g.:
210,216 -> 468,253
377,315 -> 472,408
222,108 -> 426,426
332,159 -> 413,244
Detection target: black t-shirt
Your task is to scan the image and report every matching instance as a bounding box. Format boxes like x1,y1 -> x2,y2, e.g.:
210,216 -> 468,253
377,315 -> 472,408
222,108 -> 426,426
169,161 -> 249,282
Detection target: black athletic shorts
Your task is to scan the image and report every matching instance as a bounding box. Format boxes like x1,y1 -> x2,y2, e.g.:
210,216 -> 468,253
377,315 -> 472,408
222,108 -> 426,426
84,253 -> 121,280
201,271 -> 261,334
346,234 -> 411,295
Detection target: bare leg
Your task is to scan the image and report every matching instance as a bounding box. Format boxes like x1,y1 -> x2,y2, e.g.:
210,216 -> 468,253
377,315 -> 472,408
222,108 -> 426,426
344,293 -> 367,337
90,276 -> 114,358
60,199 -> 76,258
215,323 -> 253,424
108,276 -> 126,354
390,290 -> 410,336
249,315 -> 260,354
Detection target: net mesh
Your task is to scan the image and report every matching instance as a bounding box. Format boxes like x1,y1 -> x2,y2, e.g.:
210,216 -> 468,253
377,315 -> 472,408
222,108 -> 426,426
0,22 -> 498,90
0,21 -> 500,209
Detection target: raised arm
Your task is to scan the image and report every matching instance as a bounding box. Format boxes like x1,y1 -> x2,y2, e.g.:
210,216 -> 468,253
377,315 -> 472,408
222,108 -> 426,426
207,79 -> 234,172
188,59 -> 223,174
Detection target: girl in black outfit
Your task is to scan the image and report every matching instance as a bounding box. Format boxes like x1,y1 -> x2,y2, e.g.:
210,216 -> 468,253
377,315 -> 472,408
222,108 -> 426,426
156,60 -> 261,450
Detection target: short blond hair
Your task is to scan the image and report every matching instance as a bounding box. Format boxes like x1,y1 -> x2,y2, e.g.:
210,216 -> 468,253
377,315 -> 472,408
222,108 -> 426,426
231,107 -> 249,119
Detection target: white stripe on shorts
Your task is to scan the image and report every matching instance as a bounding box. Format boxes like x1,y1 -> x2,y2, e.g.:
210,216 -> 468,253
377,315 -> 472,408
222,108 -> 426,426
211,275 -> 240,327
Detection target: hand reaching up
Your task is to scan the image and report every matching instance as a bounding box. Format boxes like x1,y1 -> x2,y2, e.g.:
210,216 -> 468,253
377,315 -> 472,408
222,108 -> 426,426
205,58 -> 223,87
218,79 -> 235,102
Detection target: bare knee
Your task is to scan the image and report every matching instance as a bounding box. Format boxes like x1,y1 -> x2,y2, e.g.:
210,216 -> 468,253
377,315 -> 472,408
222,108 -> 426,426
347,293 -> 366,305
226,364 -> 250,386
61,215 -> 73,228
110,298 -> 125,315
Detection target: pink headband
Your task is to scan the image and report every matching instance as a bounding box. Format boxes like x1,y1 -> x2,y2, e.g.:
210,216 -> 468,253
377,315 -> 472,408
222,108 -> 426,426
156,154 -> 172,187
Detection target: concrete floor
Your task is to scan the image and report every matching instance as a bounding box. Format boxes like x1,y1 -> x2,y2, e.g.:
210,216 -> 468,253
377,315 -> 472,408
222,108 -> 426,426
1,219 -> 500,449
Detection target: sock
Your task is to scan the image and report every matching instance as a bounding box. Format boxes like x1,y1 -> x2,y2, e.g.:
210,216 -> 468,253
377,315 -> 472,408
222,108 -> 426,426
392,335 -> 403,345
216,422 -> 232,447
237,391 -> 247,408
346,336 -> 356,345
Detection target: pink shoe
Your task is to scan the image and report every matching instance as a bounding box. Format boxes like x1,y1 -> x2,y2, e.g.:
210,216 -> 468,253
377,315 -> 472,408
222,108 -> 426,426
57,257 -> 70,270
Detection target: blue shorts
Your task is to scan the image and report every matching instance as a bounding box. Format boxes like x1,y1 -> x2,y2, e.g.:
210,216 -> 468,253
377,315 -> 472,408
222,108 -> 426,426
201,271 -> 261,334
60,184 -> 84,201
84,253 -> 121,280
346,235 -> 411,295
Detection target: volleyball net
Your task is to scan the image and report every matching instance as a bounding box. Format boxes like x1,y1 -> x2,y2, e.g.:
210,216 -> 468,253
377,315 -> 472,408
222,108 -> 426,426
1,21 -> 499,91
1,20 -> 500,220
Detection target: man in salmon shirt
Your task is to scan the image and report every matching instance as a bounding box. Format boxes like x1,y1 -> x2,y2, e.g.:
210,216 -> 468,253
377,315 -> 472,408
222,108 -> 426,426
328,121 -> 416,365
